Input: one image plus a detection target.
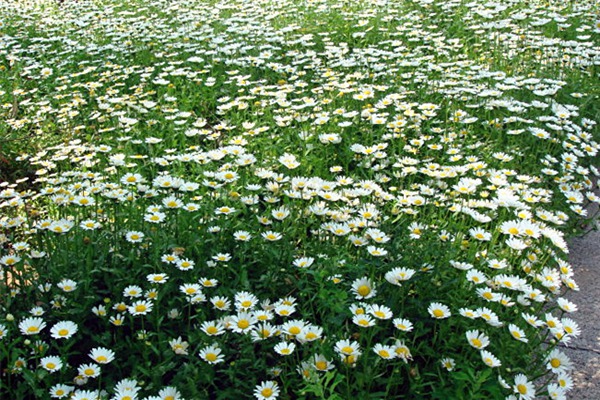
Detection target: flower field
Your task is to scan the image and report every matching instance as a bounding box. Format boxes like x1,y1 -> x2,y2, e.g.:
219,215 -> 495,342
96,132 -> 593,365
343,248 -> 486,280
0,0 -> 599,398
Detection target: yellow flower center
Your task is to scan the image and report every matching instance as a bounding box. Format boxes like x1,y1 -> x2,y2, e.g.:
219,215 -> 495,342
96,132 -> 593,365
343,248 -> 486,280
46,363 -> 56,369
433,309 -> 444,318
471,338 -> 482,348
207,326 -> 218,335
396,347 -> 409,356
288,326 -> 301,335
305,332 -> 317,340
84,368 -> 95,376
58,329 -> 69,336
550,359 -> 561,368
379,350 -> 390,358
261,388 -> 273,397
315,361 -> 328,371
357,285 -> 371,297
517,384 -> 528,395
96,356 -> 107,362
27,326 -> 39,333
241,300 -> 252,308
237,320 -> 249,329
555,331 -> 564,340
205,353 -> 217,362
135,305 -> 147,313
341,346 -> 354,355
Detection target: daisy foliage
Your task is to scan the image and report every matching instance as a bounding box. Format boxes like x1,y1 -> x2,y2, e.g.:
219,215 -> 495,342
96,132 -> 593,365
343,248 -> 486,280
0,0 -> 598,398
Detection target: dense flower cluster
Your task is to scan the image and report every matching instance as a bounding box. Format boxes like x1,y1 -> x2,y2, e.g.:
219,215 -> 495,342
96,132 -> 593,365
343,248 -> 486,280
0,0 -> 598,398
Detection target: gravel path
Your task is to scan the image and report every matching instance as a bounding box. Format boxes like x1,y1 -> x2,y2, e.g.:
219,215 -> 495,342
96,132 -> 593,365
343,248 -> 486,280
564,228 -> 600,399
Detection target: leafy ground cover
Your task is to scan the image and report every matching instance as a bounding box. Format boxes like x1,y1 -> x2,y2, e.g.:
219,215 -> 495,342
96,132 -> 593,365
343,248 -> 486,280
0,0 -> 599,398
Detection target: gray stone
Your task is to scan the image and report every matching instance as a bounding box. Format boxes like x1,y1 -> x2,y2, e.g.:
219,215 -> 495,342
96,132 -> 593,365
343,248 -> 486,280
564,229 -> 600,399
